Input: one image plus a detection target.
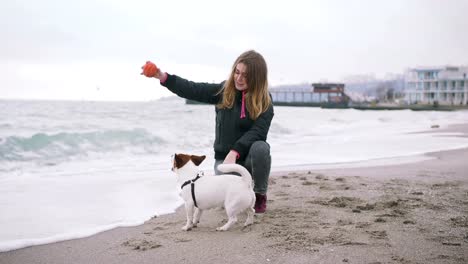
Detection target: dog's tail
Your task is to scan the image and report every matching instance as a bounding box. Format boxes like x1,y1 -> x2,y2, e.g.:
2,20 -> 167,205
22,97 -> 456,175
216,163 -> 253,188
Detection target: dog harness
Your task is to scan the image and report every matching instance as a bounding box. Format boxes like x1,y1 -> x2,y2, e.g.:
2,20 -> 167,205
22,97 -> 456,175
180,172 -> 204,208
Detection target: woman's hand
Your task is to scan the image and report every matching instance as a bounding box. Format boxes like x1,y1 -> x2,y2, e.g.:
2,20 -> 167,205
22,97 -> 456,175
141,61 -> 163,79
223,150 -> 238,164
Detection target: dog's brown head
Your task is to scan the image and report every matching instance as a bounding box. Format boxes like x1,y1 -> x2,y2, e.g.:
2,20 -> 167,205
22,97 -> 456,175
172,153 -> 206,171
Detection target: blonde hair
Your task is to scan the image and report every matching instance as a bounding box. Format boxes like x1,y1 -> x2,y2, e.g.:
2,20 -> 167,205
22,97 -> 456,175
217,50 -> 271,120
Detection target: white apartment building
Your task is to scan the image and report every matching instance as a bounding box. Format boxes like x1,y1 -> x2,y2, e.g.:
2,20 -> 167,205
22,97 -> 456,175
404,66 -> 468,105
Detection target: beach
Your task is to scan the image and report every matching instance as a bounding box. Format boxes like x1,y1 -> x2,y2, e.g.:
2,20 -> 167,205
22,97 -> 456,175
1,125 -> 467,264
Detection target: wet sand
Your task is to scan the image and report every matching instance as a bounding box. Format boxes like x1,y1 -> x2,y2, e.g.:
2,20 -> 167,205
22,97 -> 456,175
1,127 -> 468,264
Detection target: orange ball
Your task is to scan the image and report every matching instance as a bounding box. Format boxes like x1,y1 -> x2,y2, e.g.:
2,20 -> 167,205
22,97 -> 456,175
143,61 -> 159,77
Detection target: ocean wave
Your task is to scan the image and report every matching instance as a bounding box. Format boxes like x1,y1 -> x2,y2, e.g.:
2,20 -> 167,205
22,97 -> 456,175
0,129 -> 165,162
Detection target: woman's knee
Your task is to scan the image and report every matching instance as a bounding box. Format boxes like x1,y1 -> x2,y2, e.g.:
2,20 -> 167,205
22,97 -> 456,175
249,141 -> 270,158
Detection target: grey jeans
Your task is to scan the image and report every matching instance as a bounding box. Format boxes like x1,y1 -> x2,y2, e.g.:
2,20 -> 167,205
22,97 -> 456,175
214,141 -> 271,195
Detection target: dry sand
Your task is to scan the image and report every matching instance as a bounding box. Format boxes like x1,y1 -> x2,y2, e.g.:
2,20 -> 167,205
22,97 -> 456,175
1,125 -> 467,264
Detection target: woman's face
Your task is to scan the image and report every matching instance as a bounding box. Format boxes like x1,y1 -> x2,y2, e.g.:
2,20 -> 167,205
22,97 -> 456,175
234,63 -> 248,91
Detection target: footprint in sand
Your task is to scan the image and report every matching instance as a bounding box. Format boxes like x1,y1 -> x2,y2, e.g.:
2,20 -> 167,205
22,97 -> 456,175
432,236 -> 463,247
288,172 -> 301,177
431,181 -> 460,189
308,196 -> 362,208
315,174 -> 329,180
374,217 -> 386,223
302,180 -> 316,186
355,222 -> 372,229
122,239 -> 162,251
366,230 -> 388,240
450,216 -> 468,227
403,220 -> 416,225
375,209 -> 407,218
174,238 -> 192,243
355,203 -> 375,211
328,196 -> 362,208
319,184 -> 333,190
338,184 -> 352,190
337,219 -> 354,226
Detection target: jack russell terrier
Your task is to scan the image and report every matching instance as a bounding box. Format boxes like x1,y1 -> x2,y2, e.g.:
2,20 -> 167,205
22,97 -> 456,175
172,153 -> 255,231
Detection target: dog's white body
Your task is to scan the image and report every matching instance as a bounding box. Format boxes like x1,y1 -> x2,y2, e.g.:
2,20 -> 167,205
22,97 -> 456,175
173,155 -> 255,231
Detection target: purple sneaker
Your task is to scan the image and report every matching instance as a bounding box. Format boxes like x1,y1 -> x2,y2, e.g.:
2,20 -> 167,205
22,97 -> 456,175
255,193 -> 267,213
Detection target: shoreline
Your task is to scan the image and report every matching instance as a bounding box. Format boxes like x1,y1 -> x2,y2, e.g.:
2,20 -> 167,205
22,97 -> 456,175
272,123 -> 468,173
1,126 -> 468,263
271,101 -> 468,111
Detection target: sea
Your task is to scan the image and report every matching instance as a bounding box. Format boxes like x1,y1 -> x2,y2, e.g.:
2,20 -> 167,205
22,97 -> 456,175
1,98 -> 468,252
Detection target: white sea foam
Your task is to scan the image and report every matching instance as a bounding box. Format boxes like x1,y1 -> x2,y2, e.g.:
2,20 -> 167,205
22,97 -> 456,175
1,98 -> 468,252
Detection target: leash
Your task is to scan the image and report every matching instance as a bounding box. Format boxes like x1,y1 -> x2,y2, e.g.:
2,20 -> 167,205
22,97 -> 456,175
180,171 -> 204,208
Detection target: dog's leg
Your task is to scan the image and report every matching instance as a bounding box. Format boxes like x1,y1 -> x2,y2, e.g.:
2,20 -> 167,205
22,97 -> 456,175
217,205 -> 239,231
244,194 -> 256,227
244,207 -> 255,227
182,204 -> 194,231
216,215 -> 238,231
193,208 -> 203,227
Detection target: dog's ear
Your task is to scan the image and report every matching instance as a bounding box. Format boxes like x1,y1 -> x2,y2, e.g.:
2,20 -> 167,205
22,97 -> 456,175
191,155 -> 206,166
174,153 -> 191,169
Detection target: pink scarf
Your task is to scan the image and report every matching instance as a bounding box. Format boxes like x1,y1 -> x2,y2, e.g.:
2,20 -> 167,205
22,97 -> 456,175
240,91 -> 246,119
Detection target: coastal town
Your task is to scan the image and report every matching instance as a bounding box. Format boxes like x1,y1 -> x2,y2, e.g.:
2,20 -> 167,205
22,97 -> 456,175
269,65 -> 468,110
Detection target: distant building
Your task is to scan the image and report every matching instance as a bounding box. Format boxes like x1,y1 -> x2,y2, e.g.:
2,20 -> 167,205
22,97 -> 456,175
270,84 -> 319,104
404,66 -> 468,105
312,83 -> 348,104
270,83 -> 348,107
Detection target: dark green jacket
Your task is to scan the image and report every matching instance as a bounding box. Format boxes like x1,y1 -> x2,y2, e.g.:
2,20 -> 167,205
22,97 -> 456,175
162,74 -> 274,161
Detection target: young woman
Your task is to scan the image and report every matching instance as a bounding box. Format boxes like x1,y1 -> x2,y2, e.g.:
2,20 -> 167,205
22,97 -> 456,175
141,50 -> 274,213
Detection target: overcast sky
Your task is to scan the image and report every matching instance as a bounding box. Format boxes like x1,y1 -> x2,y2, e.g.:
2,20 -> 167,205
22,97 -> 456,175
1,0 -> 467,101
